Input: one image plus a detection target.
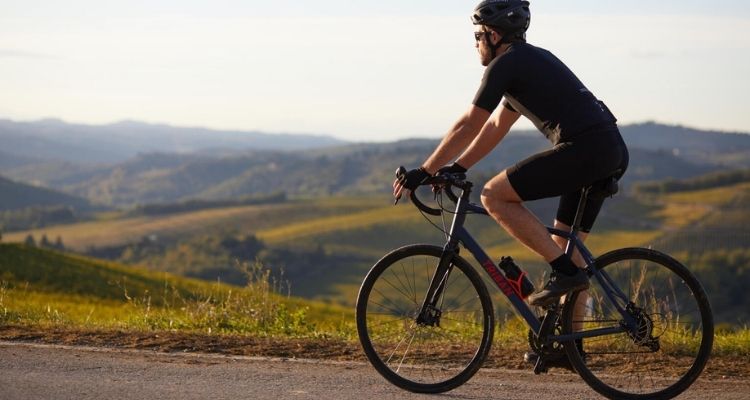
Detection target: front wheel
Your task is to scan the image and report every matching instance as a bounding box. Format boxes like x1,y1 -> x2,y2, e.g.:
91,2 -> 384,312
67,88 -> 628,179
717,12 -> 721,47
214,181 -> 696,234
562,248 -> 714,400
356,244 -> 494,393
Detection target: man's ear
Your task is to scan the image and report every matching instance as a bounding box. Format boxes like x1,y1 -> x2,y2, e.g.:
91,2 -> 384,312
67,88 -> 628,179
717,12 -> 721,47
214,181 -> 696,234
491,30 -> 501,44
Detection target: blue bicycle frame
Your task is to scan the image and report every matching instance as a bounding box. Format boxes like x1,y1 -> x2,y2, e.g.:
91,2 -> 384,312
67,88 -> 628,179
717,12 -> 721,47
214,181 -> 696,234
417,181 -> 639,344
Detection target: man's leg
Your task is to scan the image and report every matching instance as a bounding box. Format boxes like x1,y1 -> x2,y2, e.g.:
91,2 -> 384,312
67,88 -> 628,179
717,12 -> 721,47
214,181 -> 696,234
520,219 -> 590,367
480,170 -> 565,262
481,170 -> 589,307
552,220 -> 589,332
551,220 -> 587,267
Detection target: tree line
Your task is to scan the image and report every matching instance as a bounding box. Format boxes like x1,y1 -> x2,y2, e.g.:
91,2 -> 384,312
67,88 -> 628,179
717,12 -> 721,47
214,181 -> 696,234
634,168 -> 750,194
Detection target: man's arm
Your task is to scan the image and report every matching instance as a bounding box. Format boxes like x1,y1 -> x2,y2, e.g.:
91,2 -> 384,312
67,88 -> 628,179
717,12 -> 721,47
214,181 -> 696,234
393,105 -> 496,200
455,104 -> 521,169
421,105 -> 492,174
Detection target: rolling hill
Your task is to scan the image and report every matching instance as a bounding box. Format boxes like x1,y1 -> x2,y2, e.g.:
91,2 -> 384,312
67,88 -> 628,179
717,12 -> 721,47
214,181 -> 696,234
3,121 -> 742,207
0,174 -> 98,232
5,169 -> 748,323
0,242 -> 205,303
619,122 -> 750,168
0,243 -> 350,334
0,118 -> 346,165
2,118 -> 749,324
0,175 -> 94,212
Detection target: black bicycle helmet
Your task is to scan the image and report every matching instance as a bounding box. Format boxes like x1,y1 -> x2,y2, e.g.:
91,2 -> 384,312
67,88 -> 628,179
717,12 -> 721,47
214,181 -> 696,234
471,0 -> 531,42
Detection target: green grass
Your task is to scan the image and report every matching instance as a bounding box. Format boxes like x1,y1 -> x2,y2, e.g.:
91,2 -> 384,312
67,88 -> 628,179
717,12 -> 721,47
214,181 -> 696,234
0,244 -> 355,338
714,326 -> 750,357
0,244 -> 748,358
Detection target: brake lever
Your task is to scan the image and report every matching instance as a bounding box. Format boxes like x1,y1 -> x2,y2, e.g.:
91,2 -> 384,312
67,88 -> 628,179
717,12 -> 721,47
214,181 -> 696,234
394,166 -> 407,205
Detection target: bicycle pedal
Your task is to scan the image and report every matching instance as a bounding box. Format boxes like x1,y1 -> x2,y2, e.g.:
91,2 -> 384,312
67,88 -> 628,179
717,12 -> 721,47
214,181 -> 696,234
533,358 -> 548,375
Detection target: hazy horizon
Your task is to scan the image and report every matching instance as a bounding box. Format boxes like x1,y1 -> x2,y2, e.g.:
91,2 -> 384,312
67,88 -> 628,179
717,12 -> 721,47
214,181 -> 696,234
4,116 -> 749,145
2,1 -> 749,141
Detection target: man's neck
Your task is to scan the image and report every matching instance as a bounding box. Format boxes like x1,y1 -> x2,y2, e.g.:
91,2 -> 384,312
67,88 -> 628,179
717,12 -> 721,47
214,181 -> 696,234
495,42 -> 513,56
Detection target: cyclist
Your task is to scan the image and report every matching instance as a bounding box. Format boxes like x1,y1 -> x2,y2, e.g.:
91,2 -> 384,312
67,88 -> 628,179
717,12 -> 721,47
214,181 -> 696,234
393,0 -> 629,362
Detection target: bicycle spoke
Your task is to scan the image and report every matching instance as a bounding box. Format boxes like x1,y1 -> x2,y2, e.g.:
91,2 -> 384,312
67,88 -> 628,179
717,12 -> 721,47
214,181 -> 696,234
563,249 -> 713,399
357,246 -> 493,392
371,286 -> 414,314
376,276 -> 418,308
386,268 -> 417,306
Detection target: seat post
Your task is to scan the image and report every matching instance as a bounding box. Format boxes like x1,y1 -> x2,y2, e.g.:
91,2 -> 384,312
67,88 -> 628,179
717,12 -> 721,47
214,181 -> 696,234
571,186 -> 590,231
564,187 -> 589,256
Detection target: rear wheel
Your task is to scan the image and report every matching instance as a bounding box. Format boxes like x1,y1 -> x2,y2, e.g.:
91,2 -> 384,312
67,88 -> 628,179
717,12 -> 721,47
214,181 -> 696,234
562,248 -> 713,400
356,244 -> 494,393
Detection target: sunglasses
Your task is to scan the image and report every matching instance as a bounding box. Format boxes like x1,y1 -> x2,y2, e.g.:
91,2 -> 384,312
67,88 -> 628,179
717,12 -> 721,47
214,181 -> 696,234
474,31 -> 486,42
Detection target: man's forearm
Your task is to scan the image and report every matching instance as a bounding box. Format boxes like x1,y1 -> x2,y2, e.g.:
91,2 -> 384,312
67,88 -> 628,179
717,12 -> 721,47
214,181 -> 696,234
422,106 -> 490,174
457,107 -> 520,169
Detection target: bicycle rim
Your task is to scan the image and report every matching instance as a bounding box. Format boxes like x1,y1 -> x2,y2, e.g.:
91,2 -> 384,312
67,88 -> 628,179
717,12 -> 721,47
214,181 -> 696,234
356,244 -> 494,393
562,248 -> 714,400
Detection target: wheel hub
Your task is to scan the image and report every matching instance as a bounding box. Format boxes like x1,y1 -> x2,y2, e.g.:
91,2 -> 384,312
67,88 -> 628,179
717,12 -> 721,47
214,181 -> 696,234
625,303 -> 660,351
416,305 -> 442,327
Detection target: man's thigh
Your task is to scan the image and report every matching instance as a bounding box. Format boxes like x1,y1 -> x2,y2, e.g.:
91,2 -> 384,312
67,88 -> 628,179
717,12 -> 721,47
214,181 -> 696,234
505,142 -> 594,201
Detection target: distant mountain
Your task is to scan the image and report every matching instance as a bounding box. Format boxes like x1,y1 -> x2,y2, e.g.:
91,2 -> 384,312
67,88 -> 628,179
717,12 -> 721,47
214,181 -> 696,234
0,118 -> 347,164
1,120 -> 748,207
620,122 -> 750,168
0,150 -> 43,169
9,138 -> 719,207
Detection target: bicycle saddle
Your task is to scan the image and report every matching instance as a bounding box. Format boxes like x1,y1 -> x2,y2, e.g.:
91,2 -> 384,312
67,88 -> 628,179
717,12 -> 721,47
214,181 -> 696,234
587,171 -> 621,199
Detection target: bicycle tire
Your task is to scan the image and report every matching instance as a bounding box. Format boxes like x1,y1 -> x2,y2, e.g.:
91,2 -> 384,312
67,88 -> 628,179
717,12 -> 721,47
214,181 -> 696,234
561,247 -> 714,400
356,244 -> 494,393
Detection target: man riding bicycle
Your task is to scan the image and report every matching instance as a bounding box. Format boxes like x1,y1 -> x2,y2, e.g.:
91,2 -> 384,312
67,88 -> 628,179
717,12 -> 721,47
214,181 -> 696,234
393,0 -> 629,364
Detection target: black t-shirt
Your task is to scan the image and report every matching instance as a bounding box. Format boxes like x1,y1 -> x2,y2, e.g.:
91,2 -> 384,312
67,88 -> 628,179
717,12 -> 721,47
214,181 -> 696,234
473,42 -> 617,144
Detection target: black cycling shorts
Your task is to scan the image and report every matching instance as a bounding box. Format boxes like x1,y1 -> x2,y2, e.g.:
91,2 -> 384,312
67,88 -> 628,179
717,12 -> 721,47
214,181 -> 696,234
506,125 -> 629,232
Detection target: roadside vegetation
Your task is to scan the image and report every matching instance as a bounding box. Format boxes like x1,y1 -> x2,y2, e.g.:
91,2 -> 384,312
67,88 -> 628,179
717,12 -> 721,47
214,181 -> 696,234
0,241 -> 748,383
1,244 -> 748,358
0,244 -> 353,338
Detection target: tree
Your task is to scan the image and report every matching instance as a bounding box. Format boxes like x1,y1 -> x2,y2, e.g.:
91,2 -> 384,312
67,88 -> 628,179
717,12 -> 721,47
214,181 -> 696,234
40,234 -> 51,248
24,234 -> 36,247
54,236 -> 65,251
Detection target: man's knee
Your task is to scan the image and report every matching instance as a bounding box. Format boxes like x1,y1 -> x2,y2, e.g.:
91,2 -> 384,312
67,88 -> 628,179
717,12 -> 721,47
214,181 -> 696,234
482,171 -> 521,200
481,180 -> 500,209
481,172 -> 521,215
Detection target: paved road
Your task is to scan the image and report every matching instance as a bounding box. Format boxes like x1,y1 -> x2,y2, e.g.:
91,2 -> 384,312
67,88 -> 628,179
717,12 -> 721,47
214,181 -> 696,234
1,342 -> 747,400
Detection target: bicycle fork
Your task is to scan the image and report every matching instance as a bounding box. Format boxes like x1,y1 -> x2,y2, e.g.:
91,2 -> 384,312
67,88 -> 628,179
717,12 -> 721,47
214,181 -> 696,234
415,188 -> 472,327
415,246 -> 458,327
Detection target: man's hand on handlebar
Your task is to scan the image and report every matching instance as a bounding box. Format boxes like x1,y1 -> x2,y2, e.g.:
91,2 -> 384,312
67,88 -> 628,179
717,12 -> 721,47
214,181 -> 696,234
393,163 -> 469,204
432,162 -> 467,194
393,166 -> 430,204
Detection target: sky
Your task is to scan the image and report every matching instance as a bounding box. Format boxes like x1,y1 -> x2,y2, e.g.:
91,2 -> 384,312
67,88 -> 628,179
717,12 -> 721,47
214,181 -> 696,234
1,1 -> 749,141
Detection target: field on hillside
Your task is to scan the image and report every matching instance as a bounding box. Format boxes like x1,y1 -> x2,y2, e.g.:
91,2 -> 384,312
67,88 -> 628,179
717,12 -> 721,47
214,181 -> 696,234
3,179 -> 749,324
2,192 -> 659,302
3,197 -> 395,251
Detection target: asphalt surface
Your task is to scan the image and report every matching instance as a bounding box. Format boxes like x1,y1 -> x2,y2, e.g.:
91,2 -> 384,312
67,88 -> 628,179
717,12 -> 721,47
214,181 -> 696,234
1,342 -> 747,400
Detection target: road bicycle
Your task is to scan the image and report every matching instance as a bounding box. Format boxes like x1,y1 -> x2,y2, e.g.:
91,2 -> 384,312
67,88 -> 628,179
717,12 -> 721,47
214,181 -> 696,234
356,168 -> 713,400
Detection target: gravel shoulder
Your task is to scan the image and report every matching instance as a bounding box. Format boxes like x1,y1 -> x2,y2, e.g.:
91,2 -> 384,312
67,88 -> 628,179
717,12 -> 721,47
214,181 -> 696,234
3,341 -> 750,400
1,325 -> 747,380
1,325 -> 748,400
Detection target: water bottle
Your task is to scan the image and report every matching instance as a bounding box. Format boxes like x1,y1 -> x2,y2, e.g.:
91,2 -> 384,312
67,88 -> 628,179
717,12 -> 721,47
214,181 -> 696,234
498,256 -> 535,299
